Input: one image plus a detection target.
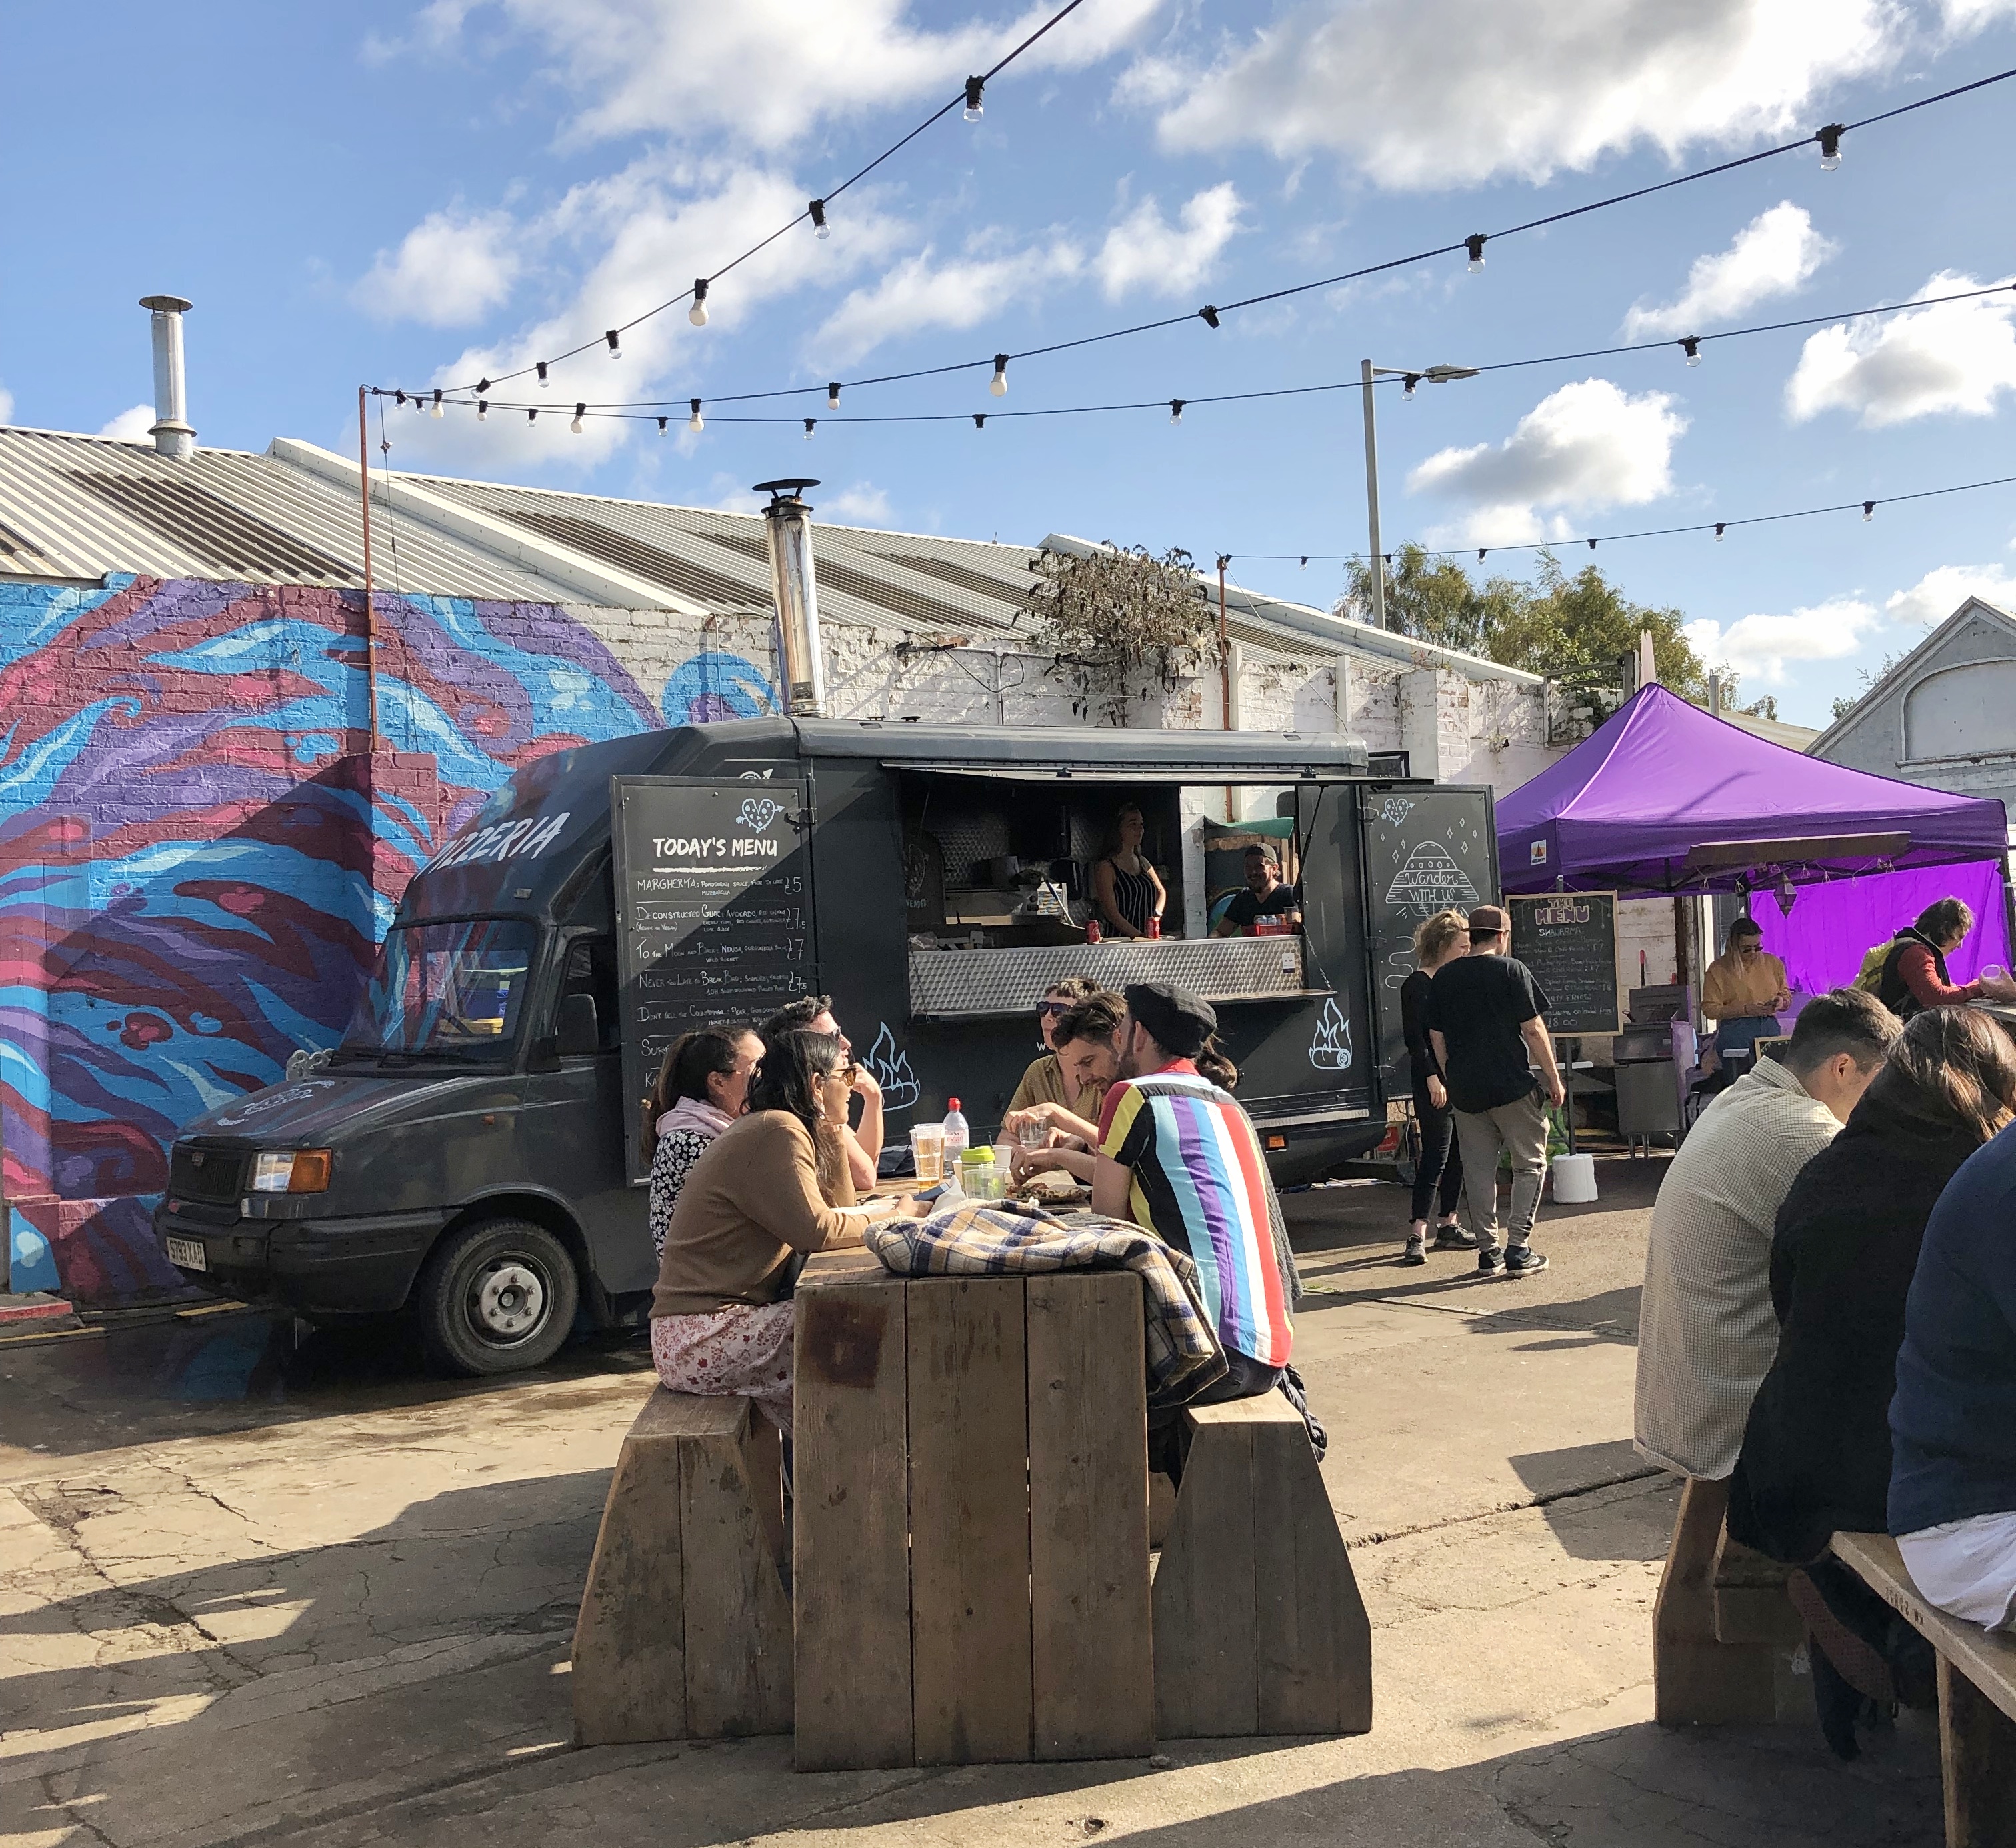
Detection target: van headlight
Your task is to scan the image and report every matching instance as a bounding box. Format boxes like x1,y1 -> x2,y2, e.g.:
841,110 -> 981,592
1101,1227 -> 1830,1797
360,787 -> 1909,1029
249,1150 -> 333,1193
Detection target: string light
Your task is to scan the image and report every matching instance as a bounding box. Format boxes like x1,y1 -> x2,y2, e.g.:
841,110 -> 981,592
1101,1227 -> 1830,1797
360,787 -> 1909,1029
1715,522 -> 1726,541
804,417 -> 816,439
1299,555 -> 1309,569
606,330 -> 622,359
571,402 -> 586,435
1465,234 -> 1487,273
477,377 -> 491,395
430,389 -> 444,418
657,415 -> 668,435
973,413 -> 986,429
1169,399 -> 1185,425
394,390 -> 407,406
1819,123 -> 1846,170
809,199 -> 830,239
1681,336 -> 1701,366
1198,305 -> 1221,329
828,381 -> 842,409
1478,548 -> 1488,561
526,408 -> 537,423
989,354 -> 1010,397
477,399 -> 488,421
1401,373 -> 1419,399
537,361 -> 550,389
688,279 -> 709,327
689,397 -> 704,433
1863,500 -> 1876,521
964,75 -> 985,121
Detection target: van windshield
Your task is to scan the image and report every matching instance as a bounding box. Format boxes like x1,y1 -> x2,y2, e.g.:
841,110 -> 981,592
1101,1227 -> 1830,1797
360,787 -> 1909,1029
338,919 -> 537,1061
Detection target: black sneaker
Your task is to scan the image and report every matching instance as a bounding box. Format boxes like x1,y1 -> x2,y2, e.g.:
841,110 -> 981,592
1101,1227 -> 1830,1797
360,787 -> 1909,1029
1503,1246 -> 1549,1277
1432,1223 -> 1478,1250
1401,1233 -> 1427,1266
1477,1248 -> 1505,1277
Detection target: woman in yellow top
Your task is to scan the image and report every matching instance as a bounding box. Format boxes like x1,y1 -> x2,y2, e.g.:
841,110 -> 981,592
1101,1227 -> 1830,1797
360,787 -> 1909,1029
1701,917 -> 1791,1067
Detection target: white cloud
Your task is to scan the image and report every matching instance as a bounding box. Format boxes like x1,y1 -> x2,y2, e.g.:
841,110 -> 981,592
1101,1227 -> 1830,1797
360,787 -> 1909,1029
1885,562 -> 2016,627
809,233 -> 1085,367
445,0 -> 1164,149
1785,271 -> 2016,427
1621,203 -> 1836,339
355,208 -> 522,327
1407,378 -> 1687,544
820,481 -> 896,525
1139,0 -> 1897,189
1093,183 -> 1243,301
97,405 -> 156,442
0,383 -> 13,424
1685,597 -> 1880,685
1940,0 -> 2016,29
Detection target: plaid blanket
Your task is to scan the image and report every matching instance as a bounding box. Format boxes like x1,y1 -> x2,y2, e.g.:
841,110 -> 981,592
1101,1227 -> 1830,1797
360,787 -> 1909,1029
863,1200 -> 1227,1406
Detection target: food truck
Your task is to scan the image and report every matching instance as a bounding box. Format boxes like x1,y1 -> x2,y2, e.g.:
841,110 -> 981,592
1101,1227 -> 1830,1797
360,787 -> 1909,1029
154,489 -> 1498,1373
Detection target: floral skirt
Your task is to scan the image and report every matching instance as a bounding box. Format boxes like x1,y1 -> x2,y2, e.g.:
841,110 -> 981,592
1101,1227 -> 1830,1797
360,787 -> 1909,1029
649,1302 -> 796,1435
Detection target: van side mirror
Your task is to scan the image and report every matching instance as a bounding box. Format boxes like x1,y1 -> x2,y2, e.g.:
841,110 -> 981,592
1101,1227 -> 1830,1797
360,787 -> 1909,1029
556,993 -> 600,1057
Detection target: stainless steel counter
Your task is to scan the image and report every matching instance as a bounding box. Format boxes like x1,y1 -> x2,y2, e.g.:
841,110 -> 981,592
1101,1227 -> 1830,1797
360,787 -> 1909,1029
907,935 -> 1318,1020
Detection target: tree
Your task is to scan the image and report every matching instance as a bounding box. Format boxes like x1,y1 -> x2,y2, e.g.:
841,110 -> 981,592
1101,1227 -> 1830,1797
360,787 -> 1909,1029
1023,543 -> 1223,726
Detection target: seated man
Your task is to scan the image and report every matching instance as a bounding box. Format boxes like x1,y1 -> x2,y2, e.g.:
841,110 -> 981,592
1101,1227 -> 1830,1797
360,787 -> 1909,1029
1213,843 -> 1299,937
1699,916 -> 1790,1071
760,995 -> 882,1193
1635,988 -> 1899,1488
1005,990 -> 1123,1151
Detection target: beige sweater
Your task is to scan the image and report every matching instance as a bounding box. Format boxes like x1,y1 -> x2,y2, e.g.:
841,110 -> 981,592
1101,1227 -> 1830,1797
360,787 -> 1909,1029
651,1111 -> 859,1317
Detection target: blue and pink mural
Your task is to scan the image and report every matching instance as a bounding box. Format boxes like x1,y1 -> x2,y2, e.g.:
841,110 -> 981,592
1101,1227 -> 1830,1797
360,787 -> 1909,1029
0,573 -> 775,1302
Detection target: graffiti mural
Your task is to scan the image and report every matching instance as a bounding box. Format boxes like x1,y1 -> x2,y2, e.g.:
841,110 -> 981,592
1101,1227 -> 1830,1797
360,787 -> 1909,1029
661,648 -> 777,725
0,574 -> 679,1301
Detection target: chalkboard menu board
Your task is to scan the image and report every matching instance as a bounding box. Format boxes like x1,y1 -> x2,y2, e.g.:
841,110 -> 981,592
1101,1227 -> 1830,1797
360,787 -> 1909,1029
611,777 -> 815,1181
1508,890 -> 1621,1037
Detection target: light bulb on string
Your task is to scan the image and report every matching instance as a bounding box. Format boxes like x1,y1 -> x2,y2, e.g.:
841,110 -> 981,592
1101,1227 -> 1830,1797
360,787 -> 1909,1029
537,361 -> 551,388
657,415 -> 669,435
1862,500 -> 1875,522
1198,305 -> 1221,329
827,382 -> 842,410
1169,399 -> 1184,425
605,330 -> 622,359
526,408 -> 537,423
689,279 -> 709,327
1478,549 -> 1487,562
477,399 -> 488,421
571,403 -> 586,435
809,199 -> 830,239
430,389 -> 445,419
394,389 -> 407,406
1681,336 -> 1701,367
1402,374 -> 1419,399
973,413 -> 986,429
1299,556 -> 1308,569
689,398 -> 705,433
963,75 -> 984,121
477,378 -> 491,395
1714,523 -> 1726,543
990,354 -> 1009,397
1819,124 -> 1845,171
1465,234 -> 1487,273
804,418 -> 816,440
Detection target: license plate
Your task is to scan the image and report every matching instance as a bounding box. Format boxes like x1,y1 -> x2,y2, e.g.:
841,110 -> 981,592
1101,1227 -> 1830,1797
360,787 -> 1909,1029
166,1235 -> 209,1272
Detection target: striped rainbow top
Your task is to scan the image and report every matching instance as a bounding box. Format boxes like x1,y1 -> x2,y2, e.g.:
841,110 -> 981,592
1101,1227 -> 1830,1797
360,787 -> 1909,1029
1097,1061 -> 1292,1368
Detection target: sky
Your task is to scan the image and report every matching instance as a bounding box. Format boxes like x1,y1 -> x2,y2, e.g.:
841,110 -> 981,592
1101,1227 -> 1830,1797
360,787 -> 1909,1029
6,0 -> 2016,728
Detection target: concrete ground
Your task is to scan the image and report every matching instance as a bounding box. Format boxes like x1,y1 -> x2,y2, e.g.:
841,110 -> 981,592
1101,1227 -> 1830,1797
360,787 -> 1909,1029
2,1155 -> 1943,1847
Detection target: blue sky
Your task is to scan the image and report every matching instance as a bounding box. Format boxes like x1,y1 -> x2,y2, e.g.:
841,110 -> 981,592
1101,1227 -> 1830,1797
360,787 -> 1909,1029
7,0 -> 2016,727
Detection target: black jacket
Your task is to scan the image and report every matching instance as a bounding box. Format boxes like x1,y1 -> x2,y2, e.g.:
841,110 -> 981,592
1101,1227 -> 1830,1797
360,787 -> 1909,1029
1876,927 -> 1951,1021
1726,1083 -> 1981,1562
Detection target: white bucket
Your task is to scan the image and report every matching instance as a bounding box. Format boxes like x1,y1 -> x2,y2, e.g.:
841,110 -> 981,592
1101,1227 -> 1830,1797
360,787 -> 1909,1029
1551,1152 -> 1599,1203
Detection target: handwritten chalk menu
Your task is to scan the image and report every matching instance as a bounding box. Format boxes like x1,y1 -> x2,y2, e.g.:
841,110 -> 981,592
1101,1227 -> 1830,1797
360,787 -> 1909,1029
1508,891 -> 1621,1037
611,777 -> 813,1181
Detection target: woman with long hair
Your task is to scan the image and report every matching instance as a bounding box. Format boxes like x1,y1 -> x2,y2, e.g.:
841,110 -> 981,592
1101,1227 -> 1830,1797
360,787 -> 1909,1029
1091,803 -> 1167,939
1399,909 -> 1471,1265
1727,1006 -> 2016,1757
645,1023 -> 760,1255
649,1029 -> 910,1431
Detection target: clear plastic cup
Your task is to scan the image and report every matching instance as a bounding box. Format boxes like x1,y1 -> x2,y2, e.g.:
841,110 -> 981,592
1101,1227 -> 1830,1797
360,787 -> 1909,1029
1983,965 -> 2007,983
911,1123 -> 945,1184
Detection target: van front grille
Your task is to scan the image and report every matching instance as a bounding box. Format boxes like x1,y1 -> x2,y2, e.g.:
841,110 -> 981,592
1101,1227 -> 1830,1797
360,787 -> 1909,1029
169,1143 -> 246,1203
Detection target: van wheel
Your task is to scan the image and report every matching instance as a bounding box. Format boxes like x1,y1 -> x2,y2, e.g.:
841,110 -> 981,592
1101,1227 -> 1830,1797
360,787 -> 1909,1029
416,1218 -> 579,1377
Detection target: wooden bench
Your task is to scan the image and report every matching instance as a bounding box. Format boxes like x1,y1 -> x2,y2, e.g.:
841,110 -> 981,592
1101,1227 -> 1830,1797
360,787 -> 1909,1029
571,1387 -> 792,1746
1151,1392 -> 1372,1739
793,1255 -> 1155,1769
1831,1531 -> 2016,1848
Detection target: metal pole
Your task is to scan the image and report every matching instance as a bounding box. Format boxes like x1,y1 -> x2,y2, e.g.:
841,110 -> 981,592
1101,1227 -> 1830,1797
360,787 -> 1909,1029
1361,359 -> 1386,631
1217,555 -> 1233,821
357,386 -> 379,753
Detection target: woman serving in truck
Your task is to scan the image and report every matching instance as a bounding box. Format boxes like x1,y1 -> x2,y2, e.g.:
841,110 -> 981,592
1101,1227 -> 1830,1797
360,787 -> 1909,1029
1091,803 -> 1167,939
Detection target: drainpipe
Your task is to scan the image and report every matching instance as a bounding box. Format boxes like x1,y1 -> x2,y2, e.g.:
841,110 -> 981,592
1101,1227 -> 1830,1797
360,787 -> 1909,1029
757,478 -> 826,718
139,295 -> 196,459
357,386 -> 379,751
1217,555 -> 1233,819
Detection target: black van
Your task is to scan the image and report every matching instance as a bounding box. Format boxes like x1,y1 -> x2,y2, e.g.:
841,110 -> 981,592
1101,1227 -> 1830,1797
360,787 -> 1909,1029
154,717 -> 1497,1373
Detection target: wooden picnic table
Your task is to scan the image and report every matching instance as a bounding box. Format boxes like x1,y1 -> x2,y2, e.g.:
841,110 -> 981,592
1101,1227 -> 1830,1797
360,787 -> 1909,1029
791,1246 -> 1154,1769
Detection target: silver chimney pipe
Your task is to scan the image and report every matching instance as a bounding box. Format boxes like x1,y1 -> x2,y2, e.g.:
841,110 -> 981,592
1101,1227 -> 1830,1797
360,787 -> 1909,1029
139,294 -> 196,459
756,477 -> 826,717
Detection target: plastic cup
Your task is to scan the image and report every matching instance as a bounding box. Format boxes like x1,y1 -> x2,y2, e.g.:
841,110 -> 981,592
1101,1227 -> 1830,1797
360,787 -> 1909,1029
911,1125 -> 945,1184
1983,965 -> 2007,984
1017,1119 -> 1051,1151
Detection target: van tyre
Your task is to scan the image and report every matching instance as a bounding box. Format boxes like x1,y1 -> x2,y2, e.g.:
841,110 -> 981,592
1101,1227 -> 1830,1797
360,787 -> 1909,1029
416,1218 -> 579,1376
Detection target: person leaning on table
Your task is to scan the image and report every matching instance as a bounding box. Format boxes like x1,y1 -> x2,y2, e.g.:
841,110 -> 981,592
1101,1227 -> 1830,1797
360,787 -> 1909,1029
1870,895 -> 2016,1019
1421,903 -> 1565,1279
649,1029 -> 915,1434
1004,989 -> 1124,1152
1700,916 -> 1790,1070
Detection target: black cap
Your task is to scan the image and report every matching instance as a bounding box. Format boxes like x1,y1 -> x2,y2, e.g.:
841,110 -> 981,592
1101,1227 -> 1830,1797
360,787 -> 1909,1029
1123,982 -> 1217,1058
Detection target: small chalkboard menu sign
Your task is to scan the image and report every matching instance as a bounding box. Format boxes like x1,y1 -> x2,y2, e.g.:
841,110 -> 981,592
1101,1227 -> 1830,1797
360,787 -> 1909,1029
611,777 -> 814,1182
1508,890 -> 1621,1037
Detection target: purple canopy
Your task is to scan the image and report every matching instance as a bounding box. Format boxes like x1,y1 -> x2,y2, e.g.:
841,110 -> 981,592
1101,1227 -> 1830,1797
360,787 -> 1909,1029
1499,684 -> 2009,897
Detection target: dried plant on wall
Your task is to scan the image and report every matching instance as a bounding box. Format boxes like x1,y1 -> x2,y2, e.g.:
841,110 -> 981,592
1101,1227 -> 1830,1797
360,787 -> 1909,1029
1023,543 -> 1226,727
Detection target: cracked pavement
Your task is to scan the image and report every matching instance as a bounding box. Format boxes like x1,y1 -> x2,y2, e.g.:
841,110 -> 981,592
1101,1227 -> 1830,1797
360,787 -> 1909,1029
1,1159 -> 1943,1847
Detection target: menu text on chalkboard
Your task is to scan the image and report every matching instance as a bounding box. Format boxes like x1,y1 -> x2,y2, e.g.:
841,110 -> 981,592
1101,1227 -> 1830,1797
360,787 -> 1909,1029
1508,891 -> 1621,1037
611,777 -> 815,1181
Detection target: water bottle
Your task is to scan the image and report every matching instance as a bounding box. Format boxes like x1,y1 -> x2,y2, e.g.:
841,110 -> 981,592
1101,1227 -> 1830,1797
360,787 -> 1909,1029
941,1098 -> 971,1167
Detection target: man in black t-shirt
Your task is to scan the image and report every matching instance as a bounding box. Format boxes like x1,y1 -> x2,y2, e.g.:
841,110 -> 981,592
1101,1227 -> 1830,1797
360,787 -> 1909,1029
1422,904 -> 1565,1277
1214,844 -> 1300,936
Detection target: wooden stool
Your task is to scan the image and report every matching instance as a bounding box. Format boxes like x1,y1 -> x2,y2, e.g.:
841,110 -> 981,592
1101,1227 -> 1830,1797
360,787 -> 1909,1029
571,1387 -> 791,1746
1151,1393 -> 1371,1739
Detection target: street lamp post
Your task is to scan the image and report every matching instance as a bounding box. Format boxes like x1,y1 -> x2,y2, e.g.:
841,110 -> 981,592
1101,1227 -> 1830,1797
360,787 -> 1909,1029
1359,361 -> 1481,631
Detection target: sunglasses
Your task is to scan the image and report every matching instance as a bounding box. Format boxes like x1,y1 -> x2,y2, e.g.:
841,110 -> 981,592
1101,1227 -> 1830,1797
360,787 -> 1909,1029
1035,1000 -> 1072,1018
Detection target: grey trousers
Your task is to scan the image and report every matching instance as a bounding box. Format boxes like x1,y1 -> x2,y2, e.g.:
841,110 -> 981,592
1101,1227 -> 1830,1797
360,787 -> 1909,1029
1451,1087 -> 1550,1255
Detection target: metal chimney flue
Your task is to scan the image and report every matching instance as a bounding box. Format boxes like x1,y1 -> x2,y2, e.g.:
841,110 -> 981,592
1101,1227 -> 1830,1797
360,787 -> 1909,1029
755,477 -> 825,717
139,295 -> 196,459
